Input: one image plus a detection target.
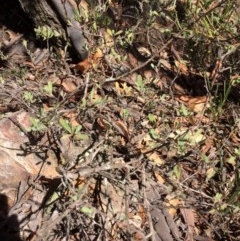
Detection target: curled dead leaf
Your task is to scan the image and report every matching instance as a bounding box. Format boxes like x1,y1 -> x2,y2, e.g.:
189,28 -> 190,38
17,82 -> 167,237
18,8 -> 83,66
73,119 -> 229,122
74,48 -> 103,73
201,137 -> 214,155
180,202 -> 199,241
114,120 -> 130,141
177,95 -> 208,113
61,79 -> 77,92
166,197 -> 180,217
128,53 -> 138,68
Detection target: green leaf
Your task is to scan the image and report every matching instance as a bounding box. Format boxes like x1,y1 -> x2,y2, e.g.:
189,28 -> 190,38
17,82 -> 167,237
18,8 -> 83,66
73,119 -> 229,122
107,28 -> 113,36
43,81 -> 53,96
179,104 -> 190,116
136,75 -> 144,91
59,118 -> 72,134
149,129 -> 159,139
74,125 -> 82,133
214,193 -> 222,204
75,133 -> 89,140
29,117 -> 46,132
80,206 -> 96,218
148,113 -> 157,124
173,164 -> 181,180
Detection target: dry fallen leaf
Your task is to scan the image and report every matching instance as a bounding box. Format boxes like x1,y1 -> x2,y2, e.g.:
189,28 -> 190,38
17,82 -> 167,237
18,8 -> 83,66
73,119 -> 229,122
74,48 -> 103,73
180,203 -> 199,241
61,79 -> 77,92
147,151 -> 164,166
177,95 -> 208,113
154,172 -> 165,184
175,60 -> 188,75
63,111 -> 79,127
143,69 -> 154,79
201,137 -> 214,155
137,133 -> 165,165
114,120 -> 130,141
166,197 -> 180,217
128,52 -> 138,68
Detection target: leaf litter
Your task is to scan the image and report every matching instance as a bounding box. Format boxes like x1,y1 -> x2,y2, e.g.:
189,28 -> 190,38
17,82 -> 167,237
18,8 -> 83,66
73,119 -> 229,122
1,1 -> 240,241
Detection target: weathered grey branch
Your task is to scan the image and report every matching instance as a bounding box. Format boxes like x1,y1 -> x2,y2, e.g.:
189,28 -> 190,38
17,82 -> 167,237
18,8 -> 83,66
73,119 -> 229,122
49,0 -> 88,60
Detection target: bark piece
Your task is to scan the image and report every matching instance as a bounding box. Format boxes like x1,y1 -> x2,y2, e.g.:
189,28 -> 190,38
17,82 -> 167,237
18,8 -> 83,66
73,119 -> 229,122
18,0 -> 88,60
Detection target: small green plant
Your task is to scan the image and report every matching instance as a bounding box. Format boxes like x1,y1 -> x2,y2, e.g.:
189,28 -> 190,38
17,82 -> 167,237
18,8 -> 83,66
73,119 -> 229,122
172,164 -> 182,180
59,118 -> 88,140
35,25 -> 61,41
23,91 -> 36,104
120,108 -> 130,120
34,25 -> 61,49
149,128 -> 159,140
148,113 -> 157,125
136,74 -> 145,92
178,104 -> 192,117
27,117 -> 47,132
43,81 -> 53,96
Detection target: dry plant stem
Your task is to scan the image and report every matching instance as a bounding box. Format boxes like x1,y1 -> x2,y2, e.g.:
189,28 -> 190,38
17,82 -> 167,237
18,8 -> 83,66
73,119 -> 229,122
179,182 -> 212,200
83,72 -> 90,100
56,162 -> 132,179
195,0 -> 229,24
104,38 -> 174,83
124,166 -> 130,239
142,166 -> 156,241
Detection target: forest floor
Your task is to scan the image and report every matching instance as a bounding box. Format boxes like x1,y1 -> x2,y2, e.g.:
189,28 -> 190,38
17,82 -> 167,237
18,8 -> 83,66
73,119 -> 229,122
0,0 -> 240,241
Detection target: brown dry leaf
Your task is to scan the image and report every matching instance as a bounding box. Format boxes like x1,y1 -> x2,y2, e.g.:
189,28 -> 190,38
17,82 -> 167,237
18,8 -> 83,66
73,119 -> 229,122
62,79 -> 77,92
98,179 -> 126,236
93,48 -> 103,61
74,57 -> 91,73
0,111 -> 59,206
128,53 -> 138,68
4,30 -> 21,44
74,48 -> 103,73
159,58 -> 172,71
42,103 -> 51,112
79,0 -> 88,10
180,204 -> 198,241
154,172 -> 165,184
166,198 -> 180,217
114,120 -> 130,141
175,60 -> 188,75
137,133 -> 165,165
188,96 -> 208,113
177,95 -> 208,113
96,117 -> 109,130
230,132 -> 240,143
138,205 -> 147,225
143,69 -> 154,79
137,46 -> 151,58
147,151 -> 164,166
201,137 -> 214,155
23,61 -> 36,68
24,72 -> 35,81
63,111 -> 79,127
192,113 -> 210,124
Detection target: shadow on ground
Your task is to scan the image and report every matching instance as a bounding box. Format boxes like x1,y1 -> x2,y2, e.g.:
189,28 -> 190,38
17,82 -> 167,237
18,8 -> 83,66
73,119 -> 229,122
0,194 -> 22,241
